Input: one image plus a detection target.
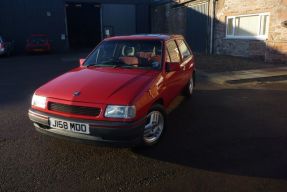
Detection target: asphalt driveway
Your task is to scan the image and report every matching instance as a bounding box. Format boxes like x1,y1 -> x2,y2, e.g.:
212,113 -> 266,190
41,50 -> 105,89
0,54 -> 287,192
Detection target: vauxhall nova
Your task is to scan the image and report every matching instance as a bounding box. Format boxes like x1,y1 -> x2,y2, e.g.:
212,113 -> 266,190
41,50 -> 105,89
28,34 -> 195,146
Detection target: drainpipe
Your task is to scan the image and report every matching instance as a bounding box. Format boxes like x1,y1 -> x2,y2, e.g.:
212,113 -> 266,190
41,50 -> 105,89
209,0 -> 215,54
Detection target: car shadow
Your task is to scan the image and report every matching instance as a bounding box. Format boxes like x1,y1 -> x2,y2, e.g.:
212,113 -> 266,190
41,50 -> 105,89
133,88 -> 287,179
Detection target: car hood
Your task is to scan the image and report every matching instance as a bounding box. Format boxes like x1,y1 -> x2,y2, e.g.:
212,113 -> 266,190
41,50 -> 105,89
36,67 -> 159,104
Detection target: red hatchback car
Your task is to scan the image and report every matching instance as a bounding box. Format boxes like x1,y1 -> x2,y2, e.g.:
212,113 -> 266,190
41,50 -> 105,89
28,34 -> 195,146
26,34 -> 51,53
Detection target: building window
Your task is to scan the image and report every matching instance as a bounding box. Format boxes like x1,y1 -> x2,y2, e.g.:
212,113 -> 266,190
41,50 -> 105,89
226,13 -> 269,40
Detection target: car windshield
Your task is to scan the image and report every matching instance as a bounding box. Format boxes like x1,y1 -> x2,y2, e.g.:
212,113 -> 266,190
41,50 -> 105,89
84,40 -> 163,70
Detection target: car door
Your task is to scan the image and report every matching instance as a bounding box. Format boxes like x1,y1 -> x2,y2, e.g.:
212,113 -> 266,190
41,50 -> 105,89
176,39 -> 195,84
163,40 -> 185,105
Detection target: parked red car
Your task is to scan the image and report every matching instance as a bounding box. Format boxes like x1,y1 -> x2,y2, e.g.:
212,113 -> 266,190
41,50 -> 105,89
26,34 -> 51,53
28,34 -> 195,146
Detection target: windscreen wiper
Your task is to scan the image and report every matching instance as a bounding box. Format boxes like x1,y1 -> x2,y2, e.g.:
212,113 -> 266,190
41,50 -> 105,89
86,64 -> 116,68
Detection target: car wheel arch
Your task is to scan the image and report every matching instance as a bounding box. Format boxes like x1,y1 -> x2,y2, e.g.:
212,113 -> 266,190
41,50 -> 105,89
141,98 -> 165,118
152,98 -> 165,108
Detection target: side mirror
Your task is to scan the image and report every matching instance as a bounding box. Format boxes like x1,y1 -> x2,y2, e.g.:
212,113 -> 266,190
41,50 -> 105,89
166,62 -> 181,72
79,58 -> 86,67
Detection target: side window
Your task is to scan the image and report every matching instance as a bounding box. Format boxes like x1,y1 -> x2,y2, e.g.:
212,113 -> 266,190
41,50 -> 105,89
166,40 -> 181,63
176,39 -> 191,60
165,50 -> 171,62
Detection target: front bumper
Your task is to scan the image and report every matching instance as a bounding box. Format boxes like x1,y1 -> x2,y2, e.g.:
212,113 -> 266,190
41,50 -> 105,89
28,109 -> 145,146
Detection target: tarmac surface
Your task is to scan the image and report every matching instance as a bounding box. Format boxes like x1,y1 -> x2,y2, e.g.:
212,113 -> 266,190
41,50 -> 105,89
0,54 -> 287,192
204,66 -> 287,85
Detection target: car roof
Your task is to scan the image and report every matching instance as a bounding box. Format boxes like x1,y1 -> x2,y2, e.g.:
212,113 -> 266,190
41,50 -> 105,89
105,34 -> 184,41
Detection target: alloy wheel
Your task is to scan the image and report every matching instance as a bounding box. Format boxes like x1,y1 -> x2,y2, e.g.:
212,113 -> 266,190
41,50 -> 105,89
143,111 -> 164,144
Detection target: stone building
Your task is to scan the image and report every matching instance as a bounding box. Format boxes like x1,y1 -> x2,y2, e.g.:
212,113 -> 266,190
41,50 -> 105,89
151,0 -> 287,63
214,0 -> 287,62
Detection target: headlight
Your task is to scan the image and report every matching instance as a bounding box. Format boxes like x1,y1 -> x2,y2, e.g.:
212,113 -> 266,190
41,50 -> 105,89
31,94 -> 47,109
105,105 -> 136,119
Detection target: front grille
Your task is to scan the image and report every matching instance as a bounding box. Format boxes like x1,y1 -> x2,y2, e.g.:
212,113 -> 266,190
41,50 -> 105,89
48,102 -> 101,116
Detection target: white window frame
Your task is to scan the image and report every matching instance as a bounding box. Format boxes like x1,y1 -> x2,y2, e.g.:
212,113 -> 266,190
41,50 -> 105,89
225,13 -> 270,40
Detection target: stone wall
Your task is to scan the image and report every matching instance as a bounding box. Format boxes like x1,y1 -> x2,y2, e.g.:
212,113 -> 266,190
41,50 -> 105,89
214,0 -> 287,63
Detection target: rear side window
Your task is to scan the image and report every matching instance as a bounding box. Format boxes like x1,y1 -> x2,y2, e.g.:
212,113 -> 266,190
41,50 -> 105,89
166,40 -> 181,63
176,39 -> 191,60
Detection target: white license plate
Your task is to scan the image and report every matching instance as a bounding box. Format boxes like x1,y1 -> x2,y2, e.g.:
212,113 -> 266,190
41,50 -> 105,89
49,118 -> 90,134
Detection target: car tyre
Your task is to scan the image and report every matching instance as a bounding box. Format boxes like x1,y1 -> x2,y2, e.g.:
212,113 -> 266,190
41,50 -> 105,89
184,74 -> 195,97
140,104 -> 166,147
